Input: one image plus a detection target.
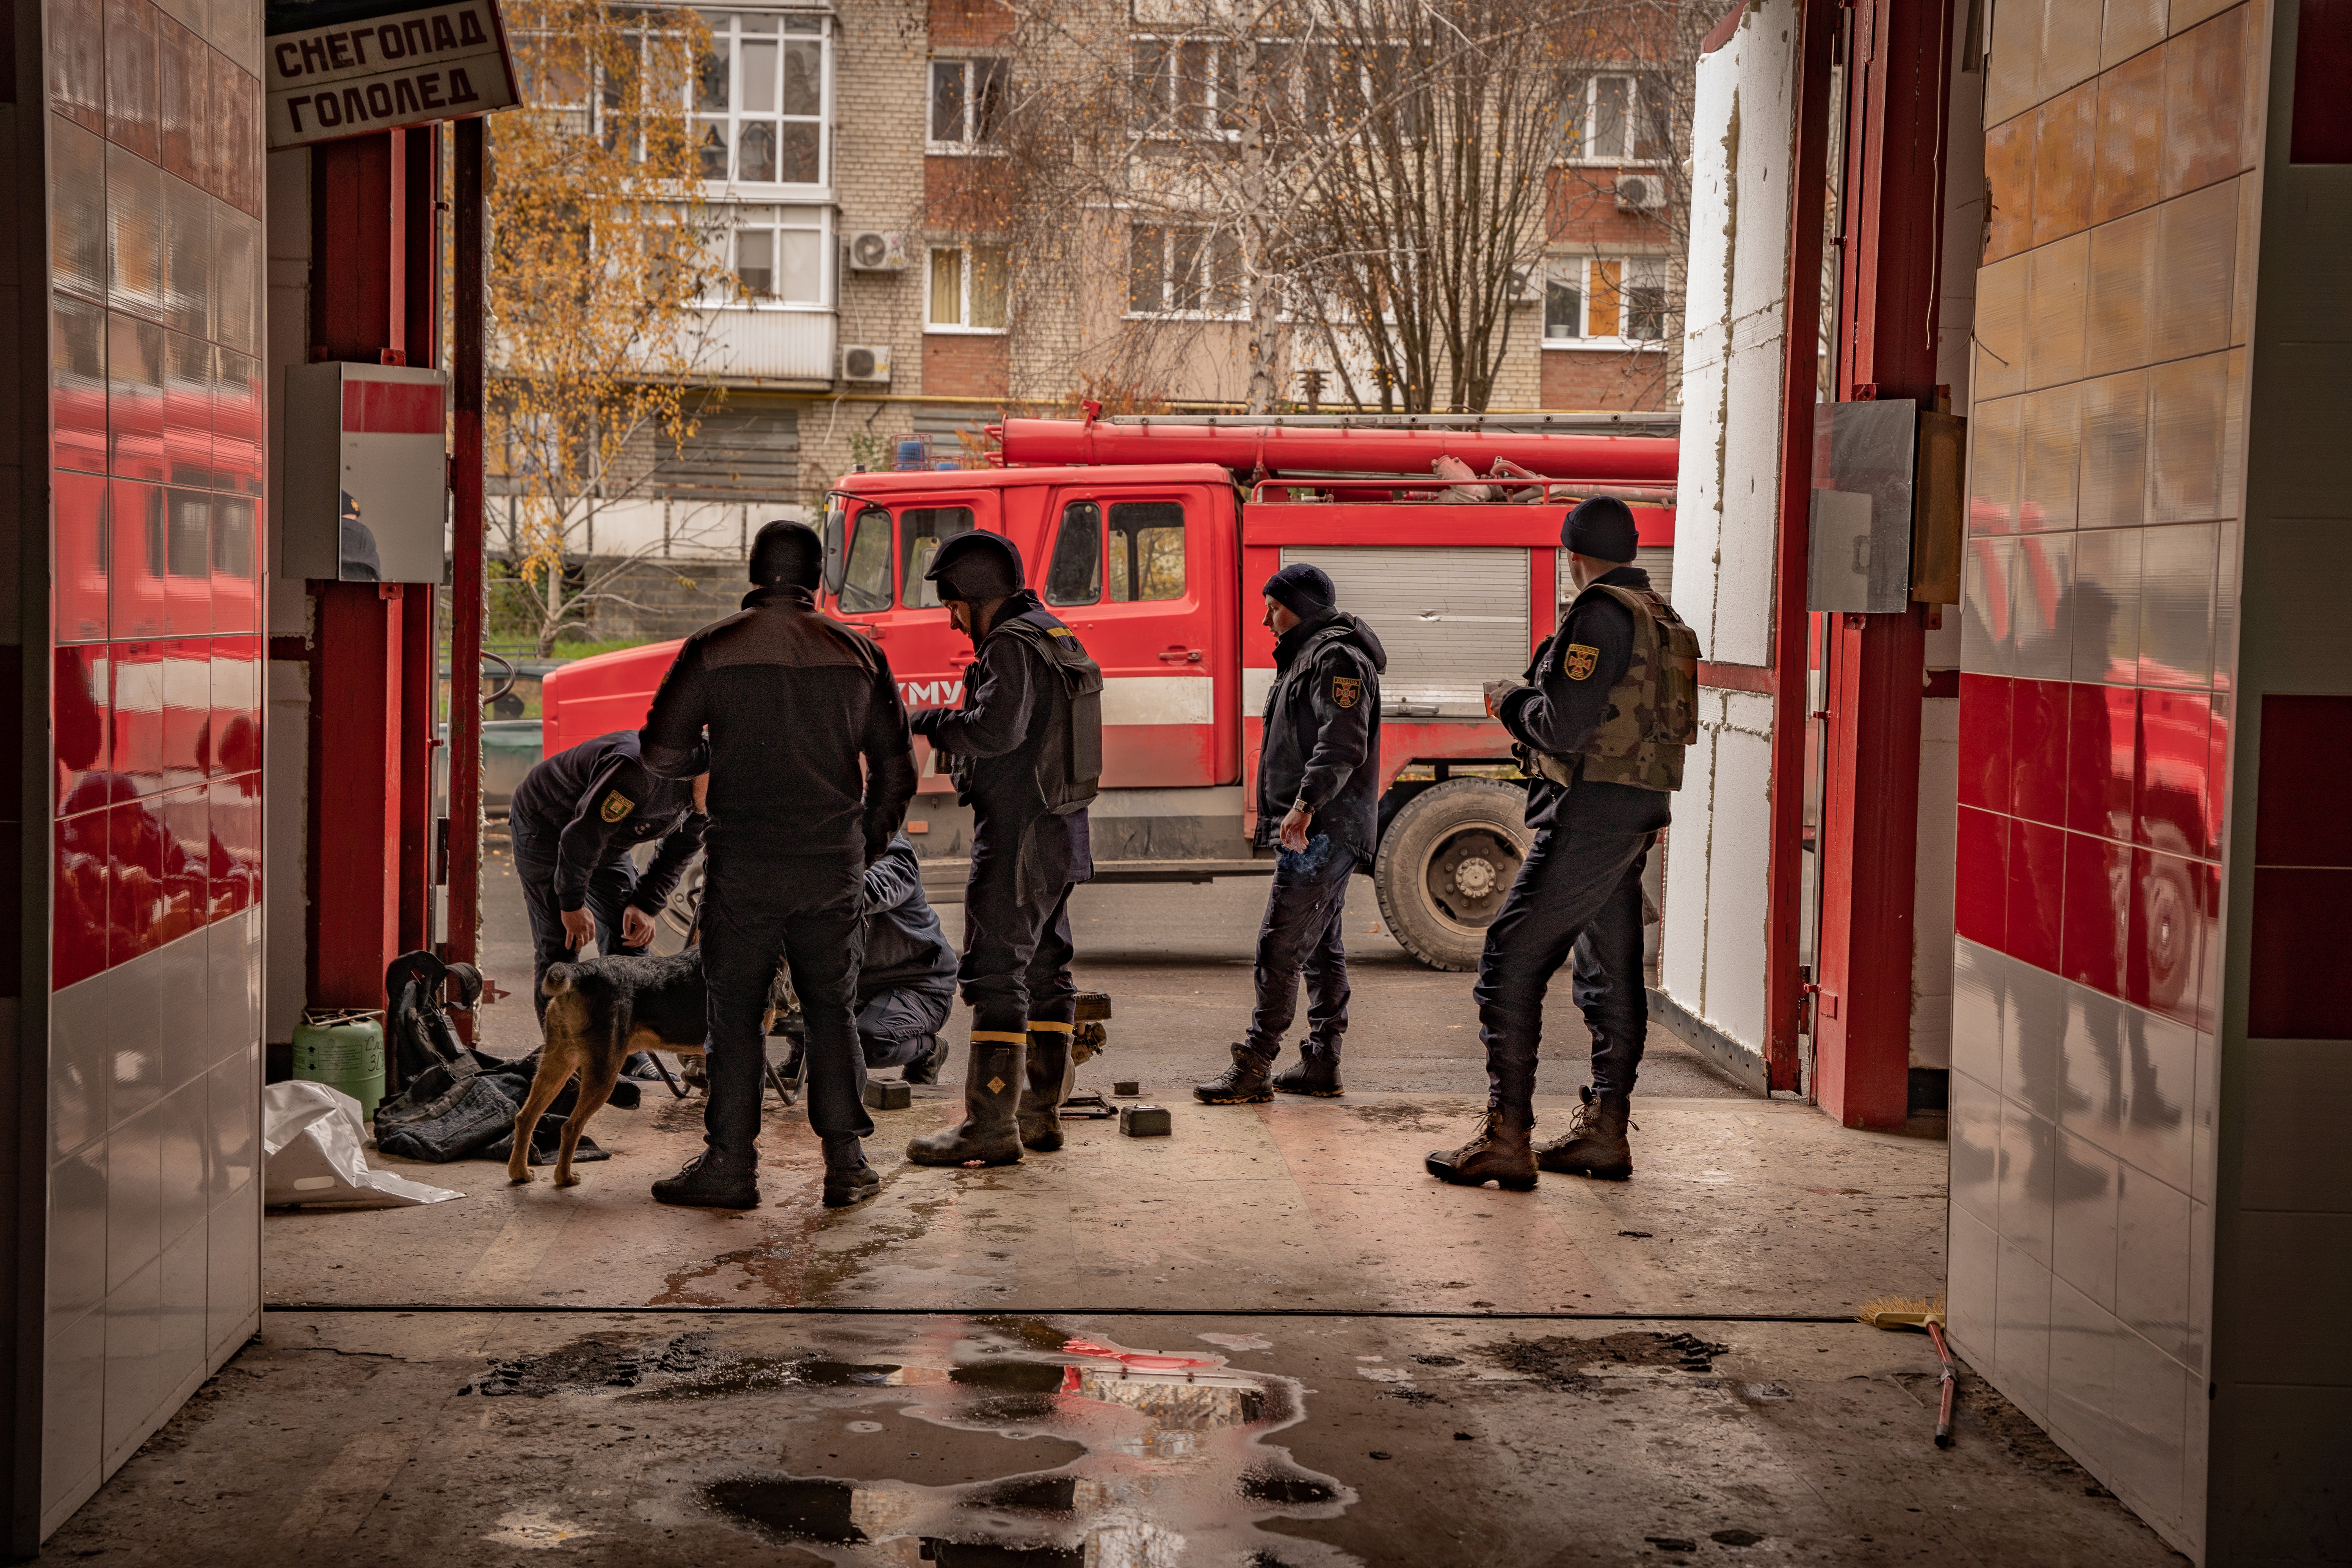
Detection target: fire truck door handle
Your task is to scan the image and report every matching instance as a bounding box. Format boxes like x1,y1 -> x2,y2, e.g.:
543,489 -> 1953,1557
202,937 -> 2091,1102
1159,648 -> 1202,663
948,653 -> 973,667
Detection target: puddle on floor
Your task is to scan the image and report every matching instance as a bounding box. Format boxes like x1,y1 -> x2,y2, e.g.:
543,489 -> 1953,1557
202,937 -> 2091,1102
467,1318 -> 1356,1564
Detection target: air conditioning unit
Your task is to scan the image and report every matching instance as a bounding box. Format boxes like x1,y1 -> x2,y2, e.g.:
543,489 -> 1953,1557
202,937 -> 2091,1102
1615,173 -> 1666,212
841,345 -> 894,383
845,231 -> 912,271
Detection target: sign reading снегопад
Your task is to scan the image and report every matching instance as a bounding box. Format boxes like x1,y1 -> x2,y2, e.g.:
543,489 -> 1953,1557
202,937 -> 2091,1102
264,0 -> 519,149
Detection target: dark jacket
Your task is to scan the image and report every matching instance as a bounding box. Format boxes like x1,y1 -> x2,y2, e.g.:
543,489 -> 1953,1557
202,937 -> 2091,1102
508,730 -> 708,913
909,590 -> 1093,897
1497,565 -> 1673,836
1256,610 -> 1386,866
637,585 -> 917,861
858,834 -> 958,998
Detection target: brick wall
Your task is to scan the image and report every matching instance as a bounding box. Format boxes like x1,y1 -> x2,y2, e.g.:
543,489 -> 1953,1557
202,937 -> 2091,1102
1541,348 -> 1673,411
924,333 -> 1011,397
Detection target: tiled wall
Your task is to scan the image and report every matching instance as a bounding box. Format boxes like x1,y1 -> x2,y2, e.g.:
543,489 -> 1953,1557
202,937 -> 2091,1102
1950,0 -> 2265,1554
41,0 -> 267,1536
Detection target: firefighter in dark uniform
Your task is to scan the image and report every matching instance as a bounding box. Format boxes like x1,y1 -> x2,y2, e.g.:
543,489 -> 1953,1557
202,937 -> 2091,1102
904,531 -> 1103,1168
637,521 -> 918,1210
506,729 -> 708,1043
1195,564 -> 1386,1103
1428,497 -> 1700,1189
849,831 -> 958,1081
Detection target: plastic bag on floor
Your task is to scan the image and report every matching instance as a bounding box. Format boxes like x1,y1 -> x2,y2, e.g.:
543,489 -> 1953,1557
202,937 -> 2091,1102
264,1081 -> 463,1208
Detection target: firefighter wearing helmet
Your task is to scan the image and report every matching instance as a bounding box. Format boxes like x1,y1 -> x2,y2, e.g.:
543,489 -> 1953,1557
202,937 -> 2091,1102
905,530 -> 1105,1169
1427,497 -> 1701,1191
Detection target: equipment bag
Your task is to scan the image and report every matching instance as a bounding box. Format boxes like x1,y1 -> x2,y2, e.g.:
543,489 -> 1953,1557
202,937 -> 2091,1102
996,615 -> 1105,815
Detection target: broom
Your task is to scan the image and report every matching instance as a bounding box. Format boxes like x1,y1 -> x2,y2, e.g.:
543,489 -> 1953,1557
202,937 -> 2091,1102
1860,1296 -> 1957,1448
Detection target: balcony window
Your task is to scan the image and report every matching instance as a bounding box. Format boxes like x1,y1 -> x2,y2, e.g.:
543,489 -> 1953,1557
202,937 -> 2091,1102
1544,256 -> 1668,347
695,13 -> 829,187
927,244 -> 1008,331
1127,223 -> 1242,317
929,58 -> 1008,150
728,204 -> 829,305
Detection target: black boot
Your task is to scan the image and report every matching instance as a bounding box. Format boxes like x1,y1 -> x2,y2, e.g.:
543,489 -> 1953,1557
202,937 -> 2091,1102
1272,1044 -> 1343,1097
1194,1043 -> 1276,1104
1535,1087 -> 1635,1180
821,1136 -> 879,1208
1018,1027 -> 1072,1152
906,1036 -> 1025,1167
651,1148 -> 761,1209
1425,1108 -> 1537,1191
902,1034 -> 947,1085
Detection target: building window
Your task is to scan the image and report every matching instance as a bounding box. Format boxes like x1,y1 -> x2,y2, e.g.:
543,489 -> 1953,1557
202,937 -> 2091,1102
1544,257 -> 1668,347
1127,223 -> 1241,316
1131,37 -> 1243,133
729,205 -> 830,305
929,58 -> 1008,149
927,244 -> 1009,330
1561,72 -> 1670,164
694,13 -> 829,187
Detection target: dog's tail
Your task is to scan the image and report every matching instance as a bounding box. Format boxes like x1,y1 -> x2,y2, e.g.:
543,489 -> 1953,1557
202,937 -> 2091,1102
542,964 -> 581,999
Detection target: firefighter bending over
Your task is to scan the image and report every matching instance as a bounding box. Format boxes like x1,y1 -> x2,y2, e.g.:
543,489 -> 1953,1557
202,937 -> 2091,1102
1195,564 -> 1386,1104
905,531 -> 1104,1169
638,521 -> 917,1210
1427,497 -> 1700,1190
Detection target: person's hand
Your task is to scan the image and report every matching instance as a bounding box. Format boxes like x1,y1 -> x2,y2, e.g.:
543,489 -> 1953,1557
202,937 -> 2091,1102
560,907 -> 597,952
1483,679 -> 1519,717
1278,806 -> 1312,853
621,906 -> 657,948
691,772 -> 710,813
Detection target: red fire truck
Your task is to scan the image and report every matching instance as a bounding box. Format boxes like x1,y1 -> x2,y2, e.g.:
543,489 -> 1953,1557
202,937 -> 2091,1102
539,414 -> 1679,969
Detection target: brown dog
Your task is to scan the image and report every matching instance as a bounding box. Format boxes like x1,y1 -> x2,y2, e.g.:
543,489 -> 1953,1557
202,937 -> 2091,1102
508,951 -> 709,1188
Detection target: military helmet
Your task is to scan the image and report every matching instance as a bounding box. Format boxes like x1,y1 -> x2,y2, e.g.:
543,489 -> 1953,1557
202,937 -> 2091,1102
924,530 -> 1025,601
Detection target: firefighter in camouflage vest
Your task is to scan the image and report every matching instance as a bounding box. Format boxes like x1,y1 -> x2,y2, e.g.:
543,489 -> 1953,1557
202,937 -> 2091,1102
1427,497 -> 1701,1191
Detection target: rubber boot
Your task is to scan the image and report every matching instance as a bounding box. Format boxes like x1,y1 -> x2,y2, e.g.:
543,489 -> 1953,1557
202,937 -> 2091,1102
651,1147 -> 761,1209
820,1135 -> 880,1209
1535,1086 -> 1635,1180
1272,1044 -> 1343,1097
902,1034 -> 947,1085
1194,1043 -> 1276,1104
1424,1108 -> 1538,1191
906,1034 -> 1025,1167
1018,1025 -> 1072,1152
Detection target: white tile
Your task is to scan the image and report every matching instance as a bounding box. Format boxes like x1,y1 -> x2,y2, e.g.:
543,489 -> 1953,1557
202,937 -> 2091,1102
2003,960 -> 2068,1117
157,1076 -> 209,1253
158,1223 -> 208,1412
208,915 -> 257,1065
1962,535 -> 2016,677
47,1142 -> 109,1327
2045,1274 -> 2119,1465
2051,1129 -> 2119,1308
1952,940 -> 2004,1088
2116,1162 -> 2193,1364
207,1046 -> 258,1202
2118,1005 -> 2196,1196
149,933 -> 214,1095
51,973 -> 112,1162
1948,1205 -> 2002,1366
102,1258 -> 164,1467
1998,1098 -> 2058,1264
206,1180 -> 260,1361
1951,1068 -> 2002,1227
2190,1031 -> 2218,1206
1994,1239 -> 2054,1420
41,1305 -> 106,1523
2108,1328 -> 2189,1530
106,947 -> 167,1129
2060,984 -> 2129,1159
105,1103 -> 164,1295
2186,1199 -> 2214,1378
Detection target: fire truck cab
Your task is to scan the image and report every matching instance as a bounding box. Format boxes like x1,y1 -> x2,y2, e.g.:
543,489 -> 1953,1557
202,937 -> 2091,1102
539,418 -> 1677,969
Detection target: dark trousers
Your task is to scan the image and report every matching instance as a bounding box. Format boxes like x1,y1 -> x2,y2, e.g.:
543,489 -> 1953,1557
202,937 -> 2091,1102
1243,837 -> 1354,1060
700,847 -> 868,1159
1472,825 -> 1654,1115
855,980 -> 955,1069
959,845 -> 1079,1037
509,813 -> 648,1023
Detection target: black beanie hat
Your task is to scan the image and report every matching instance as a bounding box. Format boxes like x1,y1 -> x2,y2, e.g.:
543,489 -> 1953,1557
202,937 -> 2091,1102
1263,563 -> 1337,618
1560,496 -> 1639,564
750,519 -> 823,589
924,530 -> 1024,601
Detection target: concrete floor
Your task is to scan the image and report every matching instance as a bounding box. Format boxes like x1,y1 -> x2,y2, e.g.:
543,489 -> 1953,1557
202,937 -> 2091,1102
51,844 -> 2188,1564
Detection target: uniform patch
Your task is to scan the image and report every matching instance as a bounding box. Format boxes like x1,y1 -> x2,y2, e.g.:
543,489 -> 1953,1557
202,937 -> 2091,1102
1563,644 -> 1600,682
600,791 -> 635,823
1331,675 -> 1362,708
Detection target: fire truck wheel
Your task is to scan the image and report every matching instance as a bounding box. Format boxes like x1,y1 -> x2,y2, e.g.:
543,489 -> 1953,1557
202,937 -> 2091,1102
1373,779 -> 1532,972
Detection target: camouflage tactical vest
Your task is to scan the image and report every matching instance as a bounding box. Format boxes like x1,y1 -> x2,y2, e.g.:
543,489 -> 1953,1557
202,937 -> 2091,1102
1569,583 -> 1700,793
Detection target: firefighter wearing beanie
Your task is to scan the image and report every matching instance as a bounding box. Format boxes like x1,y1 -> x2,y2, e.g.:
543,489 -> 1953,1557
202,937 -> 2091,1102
636,520 -> 918,1211
1426,497 -> 1700,1190
1195,563 -> 1387,1104
905,530 -> 1105,1168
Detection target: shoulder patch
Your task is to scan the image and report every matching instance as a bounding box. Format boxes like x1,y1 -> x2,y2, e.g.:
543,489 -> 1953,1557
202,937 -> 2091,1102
600,790 -> 635,823
1562,644 -> 1600,682
1330,675 -> 1362,708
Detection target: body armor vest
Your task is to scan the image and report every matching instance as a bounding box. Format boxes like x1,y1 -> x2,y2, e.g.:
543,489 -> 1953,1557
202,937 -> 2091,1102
1527,583 -> 1700,793
991,610 -> 1104,814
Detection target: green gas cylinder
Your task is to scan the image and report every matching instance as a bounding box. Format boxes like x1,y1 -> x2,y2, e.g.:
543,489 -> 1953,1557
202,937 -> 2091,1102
292,1009 -> 387,1120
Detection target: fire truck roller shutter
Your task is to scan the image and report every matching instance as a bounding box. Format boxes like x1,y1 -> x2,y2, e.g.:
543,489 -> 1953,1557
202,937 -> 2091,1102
1278,547 -> 1530,718
1555,544 -> 1675,621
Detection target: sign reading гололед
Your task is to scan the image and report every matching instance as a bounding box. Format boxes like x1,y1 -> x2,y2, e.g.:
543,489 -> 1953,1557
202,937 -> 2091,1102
264,0 -> 518,149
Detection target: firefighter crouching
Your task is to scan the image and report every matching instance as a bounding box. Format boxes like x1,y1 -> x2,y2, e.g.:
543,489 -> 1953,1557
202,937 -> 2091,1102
1428,497 -> 1701,1190
905,531 -> 1104,1169
637,521 -> 918,1210
847,831 -> 958,1083
1195,564 -> 1386,1103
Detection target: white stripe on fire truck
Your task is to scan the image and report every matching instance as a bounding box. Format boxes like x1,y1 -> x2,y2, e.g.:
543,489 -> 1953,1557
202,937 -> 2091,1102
1101,675 -> 1212,727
